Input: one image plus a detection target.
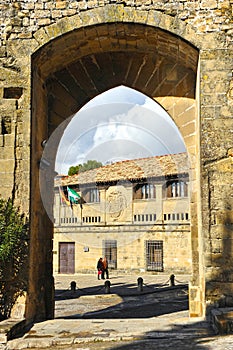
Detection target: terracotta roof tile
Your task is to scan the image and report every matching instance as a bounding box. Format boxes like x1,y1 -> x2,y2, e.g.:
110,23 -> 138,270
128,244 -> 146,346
57,152 -> 189,187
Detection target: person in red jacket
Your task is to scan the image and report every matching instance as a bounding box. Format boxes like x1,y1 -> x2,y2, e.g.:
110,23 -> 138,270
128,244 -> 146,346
102,256 -> 109,279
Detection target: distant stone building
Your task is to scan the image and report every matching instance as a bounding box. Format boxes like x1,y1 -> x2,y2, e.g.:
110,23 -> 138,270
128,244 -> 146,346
54,153 -> 191,275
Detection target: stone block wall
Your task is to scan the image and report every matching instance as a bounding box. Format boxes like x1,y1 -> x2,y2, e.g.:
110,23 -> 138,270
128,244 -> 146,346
0,0 -> 232,320
0,0 -> 233,44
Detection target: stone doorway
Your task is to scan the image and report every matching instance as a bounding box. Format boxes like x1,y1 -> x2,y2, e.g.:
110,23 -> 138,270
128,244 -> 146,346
29,21 -> 201,322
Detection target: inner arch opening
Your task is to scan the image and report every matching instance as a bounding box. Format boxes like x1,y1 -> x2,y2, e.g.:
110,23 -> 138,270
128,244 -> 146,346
55,86 -> 186,175
41,86 -> 192,319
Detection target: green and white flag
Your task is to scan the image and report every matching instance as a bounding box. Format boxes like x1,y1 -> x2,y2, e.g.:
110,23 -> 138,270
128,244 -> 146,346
67,186 -> 81,204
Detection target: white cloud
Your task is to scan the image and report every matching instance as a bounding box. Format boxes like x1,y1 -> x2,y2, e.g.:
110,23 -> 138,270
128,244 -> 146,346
54,86 -> 186,174
82,85 -> 146,109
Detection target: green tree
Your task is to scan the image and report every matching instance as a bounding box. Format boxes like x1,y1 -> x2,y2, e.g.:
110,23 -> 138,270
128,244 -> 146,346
68,160 -> 102,175
79,160 -> 102,172
0,198 -> 29,320
68,165 -> 81,176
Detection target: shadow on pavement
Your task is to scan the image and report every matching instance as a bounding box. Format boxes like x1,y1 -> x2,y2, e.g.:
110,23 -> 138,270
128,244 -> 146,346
55,281 -> 189,319
55,280 -> 169,300
72,319 -> 216,350
97,326 -> 216,350
53,275 -> 221,350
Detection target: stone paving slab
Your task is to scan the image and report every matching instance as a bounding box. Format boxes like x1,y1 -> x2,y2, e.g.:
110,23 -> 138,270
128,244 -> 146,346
6,312 -> 233,350
3,274 -> 233,349
6,311 -> 210,349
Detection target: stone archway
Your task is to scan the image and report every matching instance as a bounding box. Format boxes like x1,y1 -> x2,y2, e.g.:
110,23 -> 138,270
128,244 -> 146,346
0,0 -> 231,328
27,9 -> 202,322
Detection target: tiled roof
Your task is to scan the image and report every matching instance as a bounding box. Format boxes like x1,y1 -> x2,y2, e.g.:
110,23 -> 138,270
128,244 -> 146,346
56,152 -> 189,187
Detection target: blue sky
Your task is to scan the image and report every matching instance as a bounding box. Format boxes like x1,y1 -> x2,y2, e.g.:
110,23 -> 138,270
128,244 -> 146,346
55,86 -> 186,174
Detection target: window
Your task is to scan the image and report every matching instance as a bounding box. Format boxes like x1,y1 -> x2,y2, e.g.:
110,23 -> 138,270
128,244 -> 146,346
90,188 -> 100,202
145,240 -> 163,272
103,240 -> 117,269
133,183 -> 155,200
83,188 -> 100,203
82,216 -> 101,224
134,214 -> 156,222
166,180 -> 187,198
163,212 -> 189,222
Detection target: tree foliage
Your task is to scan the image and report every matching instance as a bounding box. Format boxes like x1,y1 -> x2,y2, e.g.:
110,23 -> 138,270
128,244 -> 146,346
68,160 -> 102,176
68,165 -> 80,176
0,198 -> 29,320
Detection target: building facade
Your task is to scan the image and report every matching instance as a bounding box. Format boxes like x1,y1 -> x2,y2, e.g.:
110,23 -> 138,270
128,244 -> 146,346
54,153 -> 191,275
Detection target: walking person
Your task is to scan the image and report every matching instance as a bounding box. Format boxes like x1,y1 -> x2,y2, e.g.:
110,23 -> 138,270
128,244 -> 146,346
102,256 -> 109,279
97,257 -> 103,280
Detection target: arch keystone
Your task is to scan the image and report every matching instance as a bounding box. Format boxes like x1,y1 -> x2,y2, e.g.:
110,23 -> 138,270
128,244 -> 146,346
122,6 -> 137,22
102,4 -> 125,23
133,9 -> 149,24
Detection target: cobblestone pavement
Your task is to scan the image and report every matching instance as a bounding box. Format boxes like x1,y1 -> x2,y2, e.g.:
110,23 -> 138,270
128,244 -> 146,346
5,273 -> 233,350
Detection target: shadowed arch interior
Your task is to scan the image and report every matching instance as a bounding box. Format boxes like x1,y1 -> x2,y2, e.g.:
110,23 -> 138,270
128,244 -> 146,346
33,23 -> 198,135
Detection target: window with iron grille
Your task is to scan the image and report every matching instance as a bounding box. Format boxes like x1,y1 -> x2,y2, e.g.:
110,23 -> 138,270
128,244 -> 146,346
102,240 -> 117,269
83,188 -> 100,203
145,240 -> 163,272
134,213 -> 156,222
166,180 -> 187,198
133,183 -> 156,199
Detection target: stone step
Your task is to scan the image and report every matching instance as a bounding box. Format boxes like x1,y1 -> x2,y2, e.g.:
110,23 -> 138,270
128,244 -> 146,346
211,308 -> 233,334
0,319 -> 27,344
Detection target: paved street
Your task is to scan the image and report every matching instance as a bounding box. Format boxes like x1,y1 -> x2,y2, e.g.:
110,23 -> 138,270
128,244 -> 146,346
5,273 -> 233,349
54,273 -> 189,319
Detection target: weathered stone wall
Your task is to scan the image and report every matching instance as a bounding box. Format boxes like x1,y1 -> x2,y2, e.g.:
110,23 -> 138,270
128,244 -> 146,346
204,157 -> 233,306
0,0 -> 233,44
0,0 -> 232,321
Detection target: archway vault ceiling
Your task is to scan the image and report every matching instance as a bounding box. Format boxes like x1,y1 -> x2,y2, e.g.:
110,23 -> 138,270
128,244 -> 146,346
33,23 -> 199,135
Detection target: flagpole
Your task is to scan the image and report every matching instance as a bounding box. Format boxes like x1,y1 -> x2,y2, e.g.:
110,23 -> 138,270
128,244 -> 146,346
81,200 -> 82,225
59,187 -> 61,226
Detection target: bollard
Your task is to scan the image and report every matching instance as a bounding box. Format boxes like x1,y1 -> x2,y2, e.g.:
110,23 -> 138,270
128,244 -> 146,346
70,281 -> 76,291
104,280 -> 111,294
137,277 -> 143,292
169,274 -> 175,286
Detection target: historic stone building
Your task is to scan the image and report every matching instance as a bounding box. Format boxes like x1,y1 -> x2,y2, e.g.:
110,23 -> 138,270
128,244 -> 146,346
0,0 -> 232,323
54,153 -> 191,275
